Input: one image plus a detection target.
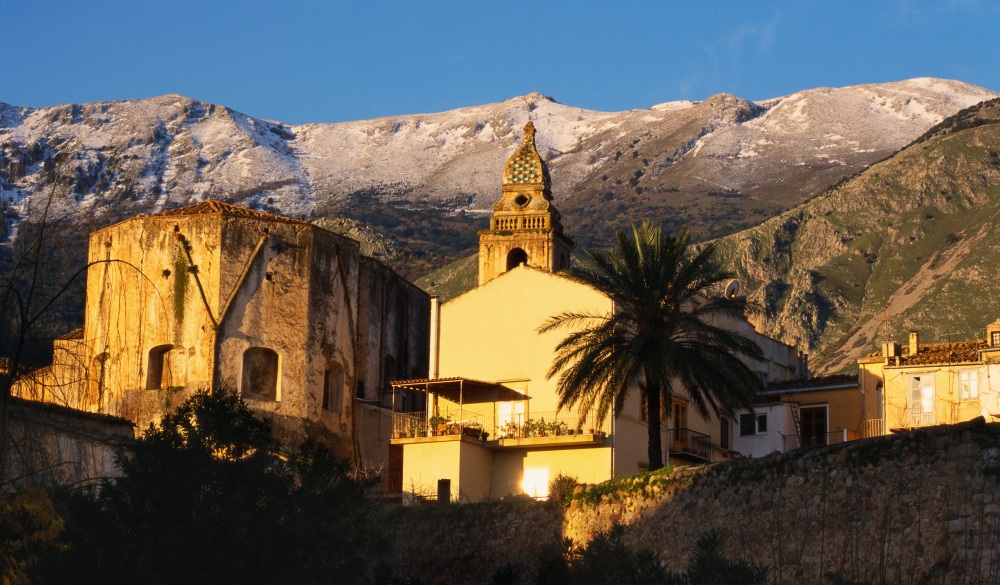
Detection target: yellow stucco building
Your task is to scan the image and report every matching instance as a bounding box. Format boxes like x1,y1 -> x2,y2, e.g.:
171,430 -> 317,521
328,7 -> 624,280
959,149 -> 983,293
858,322 -> 1000,435
388,123 -> 808,502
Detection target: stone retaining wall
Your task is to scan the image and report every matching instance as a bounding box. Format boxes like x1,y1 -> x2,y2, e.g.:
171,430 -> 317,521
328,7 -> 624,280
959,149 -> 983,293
386,419 -> 1000,584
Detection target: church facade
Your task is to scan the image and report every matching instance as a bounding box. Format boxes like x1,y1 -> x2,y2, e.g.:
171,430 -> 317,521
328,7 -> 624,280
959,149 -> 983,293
389,123 -> 809,502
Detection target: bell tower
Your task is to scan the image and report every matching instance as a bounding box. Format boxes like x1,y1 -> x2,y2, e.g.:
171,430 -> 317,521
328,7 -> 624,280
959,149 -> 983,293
478,122 -> 572,286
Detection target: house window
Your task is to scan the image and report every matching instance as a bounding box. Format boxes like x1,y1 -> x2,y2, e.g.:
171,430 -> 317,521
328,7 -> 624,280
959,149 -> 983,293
639,390 -> 668,423
672,398 -> 688,451
739,413 -> 766,436
521,467 -> 549,500
908,375 -> 935,424
498,401 -> 526,438
241,347 -> 279,402
322,360 -> 344,412
720,416 -> 730,450
959,370 -> 980,401
145,344 -> 176,390
992,332 -> 1000,348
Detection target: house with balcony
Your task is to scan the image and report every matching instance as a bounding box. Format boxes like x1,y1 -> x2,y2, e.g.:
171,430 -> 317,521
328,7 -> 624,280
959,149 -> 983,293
858,323 -> 1000,434
731,375 -> 872,458
385,123 -> 808,502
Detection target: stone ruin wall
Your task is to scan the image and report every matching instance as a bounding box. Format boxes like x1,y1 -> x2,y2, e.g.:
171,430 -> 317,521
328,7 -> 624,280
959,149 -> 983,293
2,397 -> 134,490
386,418 -> 1000,585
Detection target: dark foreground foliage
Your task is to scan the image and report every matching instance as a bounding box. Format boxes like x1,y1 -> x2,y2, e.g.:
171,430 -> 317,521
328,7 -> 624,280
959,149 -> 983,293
525,525 -> 768,585
42,389 -> 377,585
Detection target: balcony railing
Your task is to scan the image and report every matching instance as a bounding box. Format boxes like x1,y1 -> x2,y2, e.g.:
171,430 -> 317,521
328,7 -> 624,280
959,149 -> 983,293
493,410 -> 607,440
392,411 -> 488,439
782,429 -> 862,452
665,428 -> 729,462
391,409 -> 608,443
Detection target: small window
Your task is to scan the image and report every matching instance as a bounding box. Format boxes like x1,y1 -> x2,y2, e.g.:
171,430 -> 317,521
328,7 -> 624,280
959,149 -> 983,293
959,371 -> 980,401
323,360 -> 344,413
992,332 -> 1000,348
241,347 -> 279,401
739,413 -> 756,436
757,414 -> 768,433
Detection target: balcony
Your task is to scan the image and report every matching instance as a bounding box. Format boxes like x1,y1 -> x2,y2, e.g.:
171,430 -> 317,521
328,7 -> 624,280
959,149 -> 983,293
666,428 -> 731,463
781,429 -> 862,452
390,408 -> 609,448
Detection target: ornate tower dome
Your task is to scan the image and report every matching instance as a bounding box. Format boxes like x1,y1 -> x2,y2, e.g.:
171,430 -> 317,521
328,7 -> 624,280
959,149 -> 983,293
478,122 -> 572,286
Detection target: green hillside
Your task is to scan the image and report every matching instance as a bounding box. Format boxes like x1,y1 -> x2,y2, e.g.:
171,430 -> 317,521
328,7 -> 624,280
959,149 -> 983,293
711,98 -> 1000,373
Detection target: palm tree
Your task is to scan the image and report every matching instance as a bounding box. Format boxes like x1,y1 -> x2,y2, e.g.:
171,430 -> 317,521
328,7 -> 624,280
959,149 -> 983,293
540,222 -> 765,470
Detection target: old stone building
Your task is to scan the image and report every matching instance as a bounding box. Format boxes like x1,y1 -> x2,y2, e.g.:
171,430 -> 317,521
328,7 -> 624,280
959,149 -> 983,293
16,201 -> 429,465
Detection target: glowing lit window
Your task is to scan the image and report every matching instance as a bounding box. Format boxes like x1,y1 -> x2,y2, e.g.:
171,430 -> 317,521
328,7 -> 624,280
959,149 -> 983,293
521,467 -> 549,500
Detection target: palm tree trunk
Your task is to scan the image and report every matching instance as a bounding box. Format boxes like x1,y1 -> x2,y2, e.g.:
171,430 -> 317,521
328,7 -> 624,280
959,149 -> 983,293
646,378 -> 664,470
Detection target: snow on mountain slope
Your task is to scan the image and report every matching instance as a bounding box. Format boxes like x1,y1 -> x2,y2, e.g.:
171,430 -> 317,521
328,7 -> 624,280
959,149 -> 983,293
1,78 -> 995,252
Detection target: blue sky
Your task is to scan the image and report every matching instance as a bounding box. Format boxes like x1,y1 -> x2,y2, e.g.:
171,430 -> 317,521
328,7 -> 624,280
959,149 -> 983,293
4,1 -> 997,125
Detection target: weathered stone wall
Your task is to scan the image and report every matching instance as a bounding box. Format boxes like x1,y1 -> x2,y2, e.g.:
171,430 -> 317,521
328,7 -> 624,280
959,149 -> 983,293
2,397 -> 134,489
385,419 -> 1000,584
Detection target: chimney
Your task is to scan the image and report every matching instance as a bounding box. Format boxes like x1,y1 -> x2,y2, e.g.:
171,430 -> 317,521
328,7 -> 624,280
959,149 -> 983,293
882,343 -> 899,358
909,331 -> 919,356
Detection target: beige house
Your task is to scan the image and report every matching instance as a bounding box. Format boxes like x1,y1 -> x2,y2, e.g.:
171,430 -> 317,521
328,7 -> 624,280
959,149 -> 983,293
388,123 -> 808,502
731,375 -> 873,458
858,322 -> 1000,435
15,201 -> 429,465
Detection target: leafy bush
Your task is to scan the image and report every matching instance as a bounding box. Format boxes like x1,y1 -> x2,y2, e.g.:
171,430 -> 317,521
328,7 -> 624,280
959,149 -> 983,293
46,389 -> 376,585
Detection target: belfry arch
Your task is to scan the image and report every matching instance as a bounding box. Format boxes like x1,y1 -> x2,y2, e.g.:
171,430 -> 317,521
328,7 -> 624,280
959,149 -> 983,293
477,122 -> 572,285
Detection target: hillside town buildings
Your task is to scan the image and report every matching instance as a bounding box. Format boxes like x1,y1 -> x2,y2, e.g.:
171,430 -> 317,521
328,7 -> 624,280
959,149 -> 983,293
858,321 -> 1000,435
386,123 -> 811,501
18,121 -> 971,500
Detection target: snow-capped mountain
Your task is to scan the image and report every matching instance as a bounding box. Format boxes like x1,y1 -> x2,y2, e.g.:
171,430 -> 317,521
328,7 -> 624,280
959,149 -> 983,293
1,78 -> 995,267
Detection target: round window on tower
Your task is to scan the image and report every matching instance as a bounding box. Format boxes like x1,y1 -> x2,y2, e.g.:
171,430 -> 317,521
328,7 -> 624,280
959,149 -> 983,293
514,194 -> 530,207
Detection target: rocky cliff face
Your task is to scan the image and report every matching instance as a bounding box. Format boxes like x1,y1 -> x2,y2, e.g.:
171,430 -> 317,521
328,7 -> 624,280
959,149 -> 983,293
712,98 -> 1000,372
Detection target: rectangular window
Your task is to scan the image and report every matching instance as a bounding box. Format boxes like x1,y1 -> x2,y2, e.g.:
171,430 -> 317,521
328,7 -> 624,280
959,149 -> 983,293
739,413 -> 756,436
521,467 -> 549,500
720,416 -> 730,450
993,332 -> 1000,347
959,370 -> 980,401
757,414 -> 768,433
908,375 -> 935,419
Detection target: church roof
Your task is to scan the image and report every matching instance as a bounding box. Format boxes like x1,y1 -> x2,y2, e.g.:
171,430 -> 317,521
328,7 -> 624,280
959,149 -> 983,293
149,199 -> 311,226
503,122 -> 549,187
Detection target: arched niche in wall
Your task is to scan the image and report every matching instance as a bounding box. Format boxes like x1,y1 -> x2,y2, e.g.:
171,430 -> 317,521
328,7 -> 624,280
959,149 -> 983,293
146,344 -> 181,390
241,347 -> 280,402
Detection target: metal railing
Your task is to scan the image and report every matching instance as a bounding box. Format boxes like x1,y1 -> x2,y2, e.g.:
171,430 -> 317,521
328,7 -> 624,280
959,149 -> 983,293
392,409 -> 607,442
493,410 -> 606,440
782,429 -> 861,452
665,428 -> 729,462
391,411 -> 488,439
865,418 -> 886,438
